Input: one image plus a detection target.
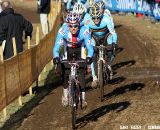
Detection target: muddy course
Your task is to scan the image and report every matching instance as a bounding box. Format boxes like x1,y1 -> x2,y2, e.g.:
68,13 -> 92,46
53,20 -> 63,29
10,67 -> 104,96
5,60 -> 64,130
1,7 -> 160,130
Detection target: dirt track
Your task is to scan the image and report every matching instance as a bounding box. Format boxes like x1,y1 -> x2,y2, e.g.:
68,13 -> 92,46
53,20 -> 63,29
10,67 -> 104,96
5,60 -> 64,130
1,8 -> 160,130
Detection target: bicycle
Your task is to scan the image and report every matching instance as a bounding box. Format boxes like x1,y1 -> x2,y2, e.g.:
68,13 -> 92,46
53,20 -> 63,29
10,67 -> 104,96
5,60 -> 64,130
91,29 -> 114,102
95,45 -> 112,101
61,58 -> 86,130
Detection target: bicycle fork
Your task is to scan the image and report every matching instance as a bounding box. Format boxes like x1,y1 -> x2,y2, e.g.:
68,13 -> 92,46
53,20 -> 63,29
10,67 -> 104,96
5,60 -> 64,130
97,48 -> 105,81
68,78 -> 81,108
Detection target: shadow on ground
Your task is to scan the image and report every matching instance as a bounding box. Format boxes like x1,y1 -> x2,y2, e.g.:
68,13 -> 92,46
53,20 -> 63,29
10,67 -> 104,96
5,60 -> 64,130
115,24 -> 123,29
0,69 -> 61,130
112,60 -> 136,71
109,76 -> 126,85
76,101 -> 130,129
104,82 -> 144,100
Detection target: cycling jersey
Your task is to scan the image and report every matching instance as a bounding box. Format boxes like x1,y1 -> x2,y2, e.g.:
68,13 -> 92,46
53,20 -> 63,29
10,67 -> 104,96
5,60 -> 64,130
53,24 -> 94,59
83,14 -> 118,45
80,12 -> 91,26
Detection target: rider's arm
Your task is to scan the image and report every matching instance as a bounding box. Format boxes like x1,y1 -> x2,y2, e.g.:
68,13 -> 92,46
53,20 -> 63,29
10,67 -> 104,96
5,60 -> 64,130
53,27 -> 64,58
82,14 -> 92,27
83,29 -> 94,57
104,17 -> 117,43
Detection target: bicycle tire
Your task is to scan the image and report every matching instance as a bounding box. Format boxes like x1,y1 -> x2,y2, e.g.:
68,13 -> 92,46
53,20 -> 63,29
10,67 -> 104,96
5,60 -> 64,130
99,60 -> 104,102
71,81 -> 76,130
104,66 -> 110,85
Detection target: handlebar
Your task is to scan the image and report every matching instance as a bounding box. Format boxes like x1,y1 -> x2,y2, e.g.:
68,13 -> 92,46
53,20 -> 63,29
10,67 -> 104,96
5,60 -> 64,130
61,60 -> 86,64
94,45 -> 109,49
61,60 -> 86,69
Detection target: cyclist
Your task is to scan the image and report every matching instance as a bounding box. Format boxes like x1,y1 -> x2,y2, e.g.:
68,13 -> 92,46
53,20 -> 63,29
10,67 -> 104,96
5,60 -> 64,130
72,2 -> 89,25
53,12 -> 94,108
66,0 -> 87,11
96,1 -> 114,27
72,2 -> 98,87
84,1 -> 118,80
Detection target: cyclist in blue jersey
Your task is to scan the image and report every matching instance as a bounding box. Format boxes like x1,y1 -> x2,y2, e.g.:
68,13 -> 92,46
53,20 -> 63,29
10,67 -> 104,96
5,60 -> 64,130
84,1 -> 118,80
53,12 -> 94,108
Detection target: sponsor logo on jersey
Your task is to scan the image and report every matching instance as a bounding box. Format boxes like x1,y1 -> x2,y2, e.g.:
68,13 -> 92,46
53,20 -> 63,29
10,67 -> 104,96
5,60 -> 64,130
85,19 -> 90,25
59,28 -> 65,36
83,30 -> 89,37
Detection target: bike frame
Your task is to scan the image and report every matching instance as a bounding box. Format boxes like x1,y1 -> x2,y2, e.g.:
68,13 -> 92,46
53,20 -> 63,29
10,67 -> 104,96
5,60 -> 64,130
61,60 -> 85,130
68,62 -> 80,107
97,45 -> 107,81
61,60 -> 85,107
91,31 -> 111,81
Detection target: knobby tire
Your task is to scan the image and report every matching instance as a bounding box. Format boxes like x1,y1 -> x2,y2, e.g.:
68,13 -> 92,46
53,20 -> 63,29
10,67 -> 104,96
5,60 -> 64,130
71,81 -> 76,130
99,60 -> 104,102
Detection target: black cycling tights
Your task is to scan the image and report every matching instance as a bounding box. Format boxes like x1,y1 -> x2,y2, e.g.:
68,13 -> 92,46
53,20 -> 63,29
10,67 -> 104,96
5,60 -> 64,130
61,63 -> 86,92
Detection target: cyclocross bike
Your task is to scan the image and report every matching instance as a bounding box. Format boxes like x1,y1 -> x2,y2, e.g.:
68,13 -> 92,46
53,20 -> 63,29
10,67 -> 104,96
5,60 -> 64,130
61,57 -> 86,130
91,28 -> 113,102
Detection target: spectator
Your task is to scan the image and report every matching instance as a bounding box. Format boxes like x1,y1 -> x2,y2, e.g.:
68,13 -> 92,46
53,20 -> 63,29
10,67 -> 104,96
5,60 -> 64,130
37,0 -> 51,36
0,1 -> 33,60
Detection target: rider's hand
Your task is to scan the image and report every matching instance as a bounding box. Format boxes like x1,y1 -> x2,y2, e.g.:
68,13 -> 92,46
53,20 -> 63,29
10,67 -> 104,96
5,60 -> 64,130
86,57 -> 92,65
53,57 -> 60,65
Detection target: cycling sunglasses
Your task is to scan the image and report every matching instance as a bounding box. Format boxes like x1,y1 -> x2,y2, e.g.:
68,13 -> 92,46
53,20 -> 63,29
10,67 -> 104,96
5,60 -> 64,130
92,17 -> 100,20
68,24 -> 79,28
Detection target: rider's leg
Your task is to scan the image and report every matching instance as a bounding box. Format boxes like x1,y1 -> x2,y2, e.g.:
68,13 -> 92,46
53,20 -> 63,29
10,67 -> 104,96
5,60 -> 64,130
91,38 -> 98,87
91,62 -> 98,88
91,62 -> 97,79
78,68 -> 87,108
106,33 -> 118,79
61,63 -> 69,106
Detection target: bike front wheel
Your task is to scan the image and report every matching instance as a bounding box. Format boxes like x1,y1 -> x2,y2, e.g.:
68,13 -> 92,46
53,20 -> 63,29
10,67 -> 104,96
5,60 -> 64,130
98,60 -> 104,102
70,81 -> 77,130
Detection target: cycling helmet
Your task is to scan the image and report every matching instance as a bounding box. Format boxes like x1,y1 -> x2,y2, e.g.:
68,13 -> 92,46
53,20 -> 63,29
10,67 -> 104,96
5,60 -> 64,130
65,12 -> 82,24
73,2 -> 86,14
95,1 -> 105,11
89,6 -> 103,18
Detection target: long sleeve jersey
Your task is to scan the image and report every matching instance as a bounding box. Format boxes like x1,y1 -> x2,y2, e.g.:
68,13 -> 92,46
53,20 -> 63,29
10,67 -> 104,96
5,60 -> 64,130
53,23 -> 94,59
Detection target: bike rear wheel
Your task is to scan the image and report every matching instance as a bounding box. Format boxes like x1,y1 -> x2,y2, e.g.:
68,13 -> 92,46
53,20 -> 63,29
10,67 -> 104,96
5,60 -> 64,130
99,60 -> 104,102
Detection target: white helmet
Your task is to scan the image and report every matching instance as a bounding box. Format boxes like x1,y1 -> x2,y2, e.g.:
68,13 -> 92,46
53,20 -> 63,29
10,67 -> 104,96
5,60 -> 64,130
73,2 -> 86,14
65,12 -> 82,24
